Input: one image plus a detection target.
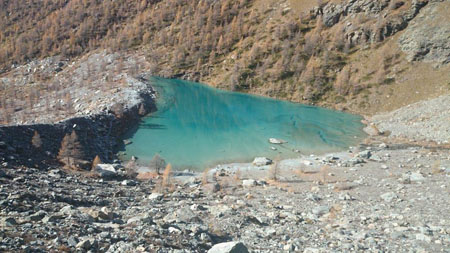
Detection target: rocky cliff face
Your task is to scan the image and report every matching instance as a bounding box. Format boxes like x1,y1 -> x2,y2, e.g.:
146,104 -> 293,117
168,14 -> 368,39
398,1 -> 450,66
316,0 -> 429,43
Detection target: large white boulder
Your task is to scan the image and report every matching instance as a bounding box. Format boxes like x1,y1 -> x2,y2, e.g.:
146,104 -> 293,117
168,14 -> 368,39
95,164 -> 117,178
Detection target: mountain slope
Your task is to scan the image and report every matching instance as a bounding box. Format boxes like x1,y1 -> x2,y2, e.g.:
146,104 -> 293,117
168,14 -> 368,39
0,0 -> 449,124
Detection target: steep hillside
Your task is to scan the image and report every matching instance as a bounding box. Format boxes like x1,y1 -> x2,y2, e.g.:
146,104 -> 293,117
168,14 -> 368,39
0,0 -> 449,124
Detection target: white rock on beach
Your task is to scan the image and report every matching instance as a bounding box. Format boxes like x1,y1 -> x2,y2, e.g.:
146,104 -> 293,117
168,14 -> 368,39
242,179 -> 257,187
252,157 -> 272,166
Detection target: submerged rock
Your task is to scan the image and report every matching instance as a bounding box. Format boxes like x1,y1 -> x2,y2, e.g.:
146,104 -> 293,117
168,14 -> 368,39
269,138 -> 286,144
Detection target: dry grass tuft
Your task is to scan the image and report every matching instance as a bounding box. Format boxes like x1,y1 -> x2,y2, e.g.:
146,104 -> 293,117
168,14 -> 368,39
136,171 -> 159,180
319,165 -> 330,184
266,179 -> 295,193
202,168 -> 211,185
268,157 -> 280,181
162,163 -> 172,189
431,160 -> 443,174
327,204 -> 342,220
234,168 -> 241,181
333,183 -> 356,192
154,163 -> 173,193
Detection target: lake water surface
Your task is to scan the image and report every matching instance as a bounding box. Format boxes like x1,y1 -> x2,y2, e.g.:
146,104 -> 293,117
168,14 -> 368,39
122,77 -> 366,170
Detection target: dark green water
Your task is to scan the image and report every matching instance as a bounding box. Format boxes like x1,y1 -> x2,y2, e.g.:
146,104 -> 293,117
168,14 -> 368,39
123,77 -> 366,170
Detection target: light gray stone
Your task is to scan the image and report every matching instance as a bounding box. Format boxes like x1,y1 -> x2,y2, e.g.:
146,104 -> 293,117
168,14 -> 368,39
312,206 -> 330,217
252,157 -> 272,166
148,192 -> 164,201
242,179 -> 256,187
380,192 -> 397,202
76,239 -> 91,250
208,241 -> 249,253
410,172 -> 425,182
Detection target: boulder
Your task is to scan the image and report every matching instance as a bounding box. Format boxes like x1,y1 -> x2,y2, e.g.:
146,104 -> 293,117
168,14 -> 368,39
363,125 -> 381,136
203,182 -> 221,193
28,211 -> 47,221
164,206 -> 201,223
302,160 -> 313,166
380,192 -> 397,202
312,206 -> 330,217
358,150 -> 372,159
95,164 -> 118,178
127,214 -> 153,225
208,242 -> 249,253
252,157 -> 272,166
121,180 -> 136,186
409,172 -> 425,182
76,239 -> 91,250
242,179 -> 256,187
148,192 -> 164,201
2,217 -> 17,226
42,214 -> 64,223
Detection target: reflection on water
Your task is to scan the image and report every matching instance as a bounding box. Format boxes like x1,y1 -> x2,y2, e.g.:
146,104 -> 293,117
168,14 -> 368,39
122,77 -> 366,170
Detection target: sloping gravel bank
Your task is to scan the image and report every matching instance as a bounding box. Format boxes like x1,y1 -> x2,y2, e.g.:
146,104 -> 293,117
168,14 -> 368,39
371,94 -> 450,144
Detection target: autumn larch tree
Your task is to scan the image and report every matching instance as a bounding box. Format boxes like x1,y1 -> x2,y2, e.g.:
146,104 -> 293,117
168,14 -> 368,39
31,130 -> 42,149
138,104 -> 147,116
91,155 -> 102,170
149,153 -> 166,175
57,130 -> 85,169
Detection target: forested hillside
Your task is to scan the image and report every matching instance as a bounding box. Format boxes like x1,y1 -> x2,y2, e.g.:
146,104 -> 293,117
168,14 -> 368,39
1,0 -> 449,116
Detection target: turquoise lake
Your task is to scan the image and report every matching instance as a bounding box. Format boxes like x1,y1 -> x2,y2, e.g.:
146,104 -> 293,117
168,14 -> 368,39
122,77 -> 366,170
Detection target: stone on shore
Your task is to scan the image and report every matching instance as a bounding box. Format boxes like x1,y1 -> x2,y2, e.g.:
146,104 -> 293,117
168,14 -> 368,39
242,179 -> 257,187
95,164 -> 118,178
208,242 -> 249,253
252,157 -> 272,166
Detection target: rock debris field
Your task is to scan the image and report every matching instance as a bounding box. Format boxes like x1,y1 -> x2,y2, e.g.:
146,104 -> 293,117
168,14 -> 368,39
371,94 -> 450,144
1,139 -> 449,252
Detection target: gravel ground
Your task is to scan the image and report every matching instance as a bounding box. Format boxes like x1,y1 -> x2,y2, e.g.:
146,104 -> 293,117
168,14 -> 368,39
1,142 -> 449,252
371,94 -> 450,144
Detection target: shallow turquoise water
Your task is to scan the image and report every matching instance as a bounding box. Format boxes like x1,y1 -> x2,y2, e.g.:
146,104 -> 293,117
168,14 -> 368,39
122,77 -> 366,170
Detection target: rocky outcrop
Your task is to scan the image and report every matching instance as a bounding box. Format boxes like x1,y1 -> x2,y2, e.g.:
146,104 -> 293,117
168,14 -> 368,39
398,1 -> 450,65
0,79 -> 156,167
315,0 -> 430,45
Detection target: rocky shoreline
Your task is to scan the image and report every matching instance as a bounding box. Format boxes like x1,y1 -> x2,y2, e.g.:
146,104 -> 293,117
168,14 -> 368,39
1,79 -> 449,253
